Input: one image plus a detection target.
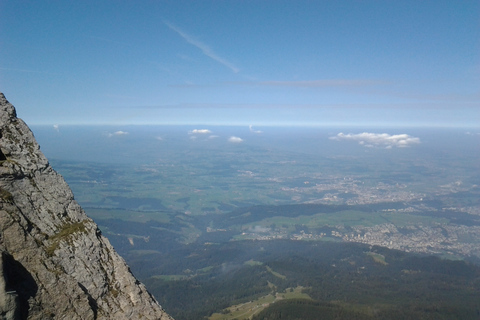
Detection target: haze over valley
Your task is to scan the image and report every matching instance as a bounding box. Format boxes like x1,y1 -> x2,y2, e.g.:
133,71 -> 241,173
32,124 -> 480,319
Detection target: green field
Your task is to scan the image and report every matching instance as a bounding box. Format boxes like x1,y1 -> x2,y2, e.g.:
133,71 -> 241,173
209,286 -> 312,320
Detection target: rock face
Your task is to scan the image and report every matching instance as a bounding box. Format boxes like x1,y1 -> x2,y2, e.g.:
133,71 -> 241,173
0,93 -> 173,320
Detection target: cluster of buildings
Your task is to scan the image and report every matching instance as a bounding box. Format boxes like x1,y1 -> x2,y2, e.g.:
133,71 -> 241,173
237,220 -> 480,259
281,176 -> 425,205
344,223 -> 480,258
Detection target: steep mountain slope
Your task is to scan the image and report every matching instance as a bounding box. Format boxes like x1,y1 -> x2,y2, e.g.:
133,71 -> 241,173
0,93 -> 173,320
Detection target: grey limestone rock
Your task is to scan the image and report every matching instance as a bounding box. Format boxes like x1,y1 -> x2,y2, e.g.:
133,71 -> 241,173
0,93 -> 173,320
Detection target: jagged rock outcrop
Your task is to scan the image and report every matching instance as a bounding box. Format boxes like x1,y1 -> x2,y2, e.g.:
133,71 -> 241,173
0,93 -> 173,320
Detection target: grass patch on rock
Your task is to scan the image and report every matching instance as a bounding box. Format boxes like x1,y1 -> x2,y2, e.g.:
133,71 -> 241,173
46,220 -> 89,256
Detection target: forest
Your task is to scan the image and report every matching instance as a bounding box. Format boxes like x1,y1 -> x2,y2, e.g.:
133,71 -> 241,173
101,220 -> 480,319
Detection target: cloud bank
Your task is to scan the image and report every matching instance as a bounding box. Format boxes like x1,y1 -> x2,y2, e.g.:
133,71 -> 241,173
259,79 -> 385,87
330,132 -> 420,148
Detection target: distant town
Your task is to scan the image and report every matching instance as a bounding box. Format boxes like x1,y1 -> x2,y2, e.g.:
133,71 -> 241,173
228,173 -> 480,259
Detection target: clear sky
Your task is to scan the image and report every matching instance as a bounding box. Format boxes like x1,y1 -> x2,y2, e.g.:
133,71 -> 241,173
0,1 -> 478,127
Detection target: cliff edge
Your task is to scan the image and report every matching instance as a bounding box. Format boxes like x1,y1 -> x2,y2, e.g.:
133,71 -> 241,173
0,93 -> 173,320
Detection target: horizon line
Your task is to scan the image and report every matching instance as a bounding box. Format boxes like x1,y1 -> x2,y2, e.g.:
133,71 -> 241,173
27,122 -> 480,129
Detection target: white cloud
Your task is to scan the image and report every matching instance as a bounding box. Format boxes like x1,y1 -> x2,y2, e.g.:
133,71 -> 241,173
189,129 -> 212,134
330,132 -> 420,148
228,136 -> 244,143
164,21 -> 239,73
249,125 -> 263,134
108,131 -> 129,137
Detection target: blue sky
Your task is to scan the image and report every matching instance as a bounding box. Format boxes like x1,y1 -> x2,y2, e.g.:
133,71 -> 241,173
1,1 -> 478,127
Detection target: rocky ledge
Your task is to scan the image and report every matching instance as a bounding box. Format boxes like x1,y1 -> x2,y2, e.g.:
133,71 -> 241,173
0,93 -> 173,320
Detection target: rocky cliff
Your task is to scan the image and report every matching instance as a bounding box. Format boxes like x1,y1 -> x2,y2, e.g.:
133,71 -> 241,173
0,93 -> 173,320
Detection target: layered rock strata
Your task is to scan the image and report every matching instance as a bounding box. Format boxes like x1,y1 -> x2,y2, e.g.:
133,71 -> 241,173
0,93 -> 173,320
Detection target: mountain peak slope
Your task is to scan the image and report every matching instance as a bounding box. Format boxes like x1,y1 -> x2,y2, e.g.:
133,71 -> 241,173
0,93 -> 173,319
